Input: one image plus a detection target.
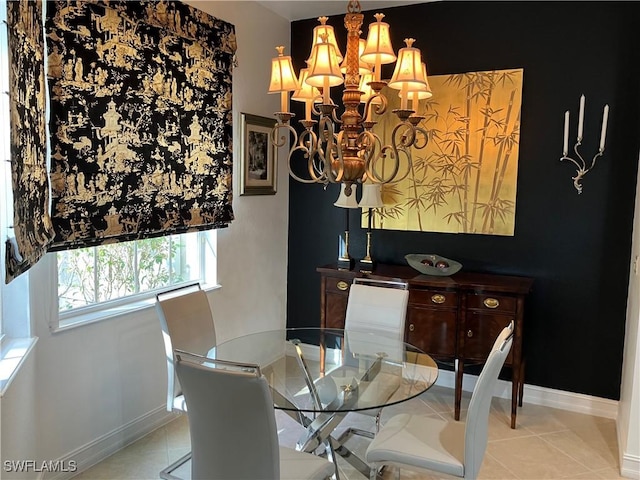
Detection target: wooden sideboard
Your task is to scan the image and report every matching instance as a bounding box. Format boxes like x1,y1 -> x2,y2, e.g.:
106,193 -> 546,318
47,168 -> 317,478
317,264 -> 534,429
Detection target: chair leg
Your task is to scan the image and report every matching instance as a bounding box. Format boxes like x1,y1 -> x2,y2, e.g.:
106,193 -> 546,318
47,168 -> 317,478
159,451 -> 191,480
369,465 -> 394,480
374,410 -> 382,433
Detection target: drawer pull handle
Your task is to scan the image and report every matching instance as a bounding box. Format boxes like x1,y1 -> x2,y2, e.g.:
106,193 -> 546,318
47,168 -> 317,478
336,281 -> 349,291
409,324 -> 415,332
467,329 -> 473,338
431,294 -> 446,304
483,297 -> 500,309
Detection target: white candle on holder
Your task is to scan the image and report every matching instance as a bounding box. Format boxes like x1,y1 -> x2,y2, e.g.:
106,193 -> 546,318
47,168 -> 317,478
577,94 -> 585,140
563,111 -> 570,156
305,100 -> 312,121
323,77 -> 330,105
599,104 -> 609,151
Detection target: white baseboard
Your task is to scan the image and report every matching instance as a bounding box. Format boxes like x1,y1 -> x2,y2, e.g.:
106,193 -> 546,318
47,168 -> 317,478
40,406 -> 176,480
435,369 -> 619,419
620,452 -> 640,479
617,417 -> 640,479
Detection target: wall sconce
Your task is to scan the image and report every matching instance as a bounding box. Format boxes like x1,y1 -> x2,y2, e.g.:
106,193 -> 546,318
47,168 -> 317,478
560,94 -> 609,194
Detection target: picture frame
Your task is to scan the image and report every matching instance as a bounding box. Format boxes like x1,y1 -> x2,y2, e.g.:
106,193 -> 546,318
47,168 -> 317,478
240,113 -> 277,196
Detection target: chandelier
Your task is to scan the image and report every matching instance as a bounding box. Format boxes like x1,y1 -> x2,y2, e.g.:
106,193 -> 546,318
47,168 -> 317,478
267,0 -> 432,204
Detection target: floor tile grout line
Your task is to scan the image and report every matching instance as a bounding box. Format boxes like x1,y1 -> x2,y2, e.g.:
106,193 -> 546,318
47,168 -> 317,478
537,430 -> 618,475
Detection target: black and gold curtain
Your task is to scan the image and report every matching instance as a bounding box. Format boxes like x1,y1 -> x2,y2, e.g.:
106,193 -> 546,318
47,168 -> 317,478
45,0 -> 236,251
5,0 -> 55,283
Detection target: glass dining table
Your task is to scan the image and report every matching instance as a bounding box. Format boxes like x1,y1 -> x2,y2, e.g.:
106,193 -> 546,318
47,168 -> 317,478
208,328 -> 439,479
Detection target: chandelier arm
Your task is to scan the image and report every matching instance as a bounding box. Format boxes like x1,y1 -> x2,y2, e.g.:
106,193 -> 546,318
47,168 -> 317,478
288,144 -> 327,183
364,93 -> 388,120
368,120 -> 419,184
270,123 -> 297,149
412,125 -> 430,150
287,129 -> 330,184
386,146 -> 414,184
357,130 -> 378,181
318,117 -> 343,183
334,130 -> 346,183
396,121 -> 417,149
383,122 -> 421,183
369,144 -> 399,183
331,106 -> 342,124
363,131 -> 385,182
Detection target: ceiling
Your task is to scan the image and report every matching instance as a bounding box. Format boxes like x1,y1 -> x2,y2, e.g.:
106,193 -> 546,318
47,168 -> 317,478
256,1 -> 427,22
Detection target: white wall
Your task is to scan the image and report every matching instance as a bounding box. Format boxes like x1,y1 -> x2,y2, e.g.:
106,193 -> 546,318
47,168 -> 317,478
0,2 -> 290,477
618,153 -> 640,479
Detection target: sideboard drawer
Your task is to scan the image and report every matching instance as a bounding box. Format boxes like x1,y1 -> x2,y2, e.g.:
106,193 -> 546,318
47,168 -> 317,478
409,289 -> 458,309
466,293 -> 517,313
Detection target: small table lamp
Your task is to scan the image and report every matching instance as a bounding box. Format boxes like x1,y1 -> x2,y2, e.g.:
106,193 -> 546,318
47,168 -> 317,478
334,183 -> 359,270
358,183 -> 384,272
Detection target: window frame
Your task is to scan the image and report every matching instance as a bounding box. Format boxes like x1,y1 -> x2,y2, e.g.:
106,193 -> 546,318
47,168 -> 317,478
51,229 -> 218,333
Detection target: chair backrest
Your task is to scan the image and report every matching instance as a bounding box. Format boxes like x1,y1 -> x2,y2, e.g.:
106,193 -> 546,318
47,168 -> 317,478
345,278 -> 409,339
156,284 -> 216,412
464,321 -> 514,479
174,351 -> 280,480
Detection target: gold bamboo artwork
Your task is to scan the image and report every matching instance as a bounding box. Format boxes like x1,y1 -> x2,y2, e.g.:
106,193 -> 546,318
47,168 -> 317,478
367,68 -> 523,236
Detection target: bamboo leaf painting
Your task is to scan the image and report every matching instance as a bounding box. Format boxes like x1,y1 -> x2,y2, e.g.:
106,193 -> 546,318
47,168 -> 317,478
367,68 -> 523,236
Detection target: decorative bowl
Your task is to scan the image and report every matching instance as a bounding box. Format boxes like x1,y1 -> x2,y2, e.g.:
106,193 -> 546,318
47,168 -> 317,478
405,254 -> 462,276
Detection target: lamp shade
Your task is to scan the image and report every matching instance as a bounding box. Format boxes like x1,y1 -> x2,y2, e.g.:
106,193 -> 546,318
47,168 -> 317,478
359,72 -> 382,104
398,62 -> 433,100
268,46 -> 299,93
307,17 -> 343,64
360,13 -> 396,66
359,183 -> 384,208
306,38 -> 344,88
334,183 -> 359,208
291,68 -> 320,102
388,38 -> 426,92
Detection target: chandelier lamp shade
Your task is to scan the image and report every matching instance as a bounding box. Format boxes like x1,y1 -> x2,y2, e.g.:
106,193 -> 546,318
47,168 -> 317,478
268,0 -> 431,201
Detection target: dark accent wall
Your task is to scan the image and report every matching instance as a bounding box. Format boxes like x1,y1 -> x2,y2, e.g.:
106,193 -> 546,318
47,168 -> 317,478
287,1 -> 640,400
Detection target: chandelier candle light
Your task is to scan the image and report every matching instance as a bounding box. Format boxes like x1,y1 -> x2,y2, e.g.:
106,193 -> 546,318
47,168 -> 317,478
268,0 -> 432,269
560,94 -> 609,194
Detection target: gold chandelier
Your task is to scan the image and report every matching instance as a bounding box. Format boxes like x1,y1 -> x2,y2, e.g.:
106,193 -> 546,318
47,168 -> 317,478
268,0 -> 432,203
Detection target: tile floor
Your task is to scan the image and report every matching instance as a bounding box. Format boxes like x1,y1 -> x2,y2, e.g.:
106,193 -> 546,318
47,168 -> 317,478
72,385 -> 625,480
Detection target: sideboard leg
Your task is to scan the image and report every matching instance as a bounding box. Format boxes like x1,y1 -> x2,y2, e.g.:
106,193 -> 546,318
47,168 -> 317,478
455,358 -> 463,421
518,359 -> 525,407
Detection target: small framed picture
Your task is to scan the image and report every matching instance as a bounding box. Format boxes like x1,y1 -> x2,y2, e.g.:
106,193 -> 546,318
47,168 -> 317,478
240,113 -> 277,196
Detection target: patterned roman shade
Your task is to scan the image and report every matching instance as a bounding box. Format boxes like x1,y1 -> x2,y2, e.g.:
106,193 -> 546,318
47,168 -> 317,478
5,0 -> 55,283
45,0 -> 236,251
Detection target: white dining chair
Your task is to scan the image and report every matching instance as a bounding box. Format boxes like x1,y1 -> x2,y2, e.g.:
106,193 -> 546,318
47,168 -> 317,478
174,350 -> 335,480
365,321 -> 515,480
337,278 -> 409,443
156,283 -> 216,480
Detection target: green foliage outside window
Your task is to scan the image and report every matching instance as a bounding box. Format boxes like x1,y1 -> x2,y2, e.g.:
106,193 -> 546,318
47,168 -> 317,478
58,234 -> 200,311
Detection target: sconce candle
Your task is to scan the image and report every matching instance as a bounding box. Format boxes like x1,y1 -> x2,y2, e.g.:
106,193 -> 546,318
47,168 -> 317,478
599,104 -> 609,152
563,111 -> 570,156
577,94 -> 585,141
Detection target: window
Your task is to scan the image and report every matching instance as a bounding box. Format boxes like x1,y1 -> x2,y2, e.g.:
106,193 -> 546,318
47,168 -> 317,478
56,230 -> 217,329
0,3 -> 38,396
